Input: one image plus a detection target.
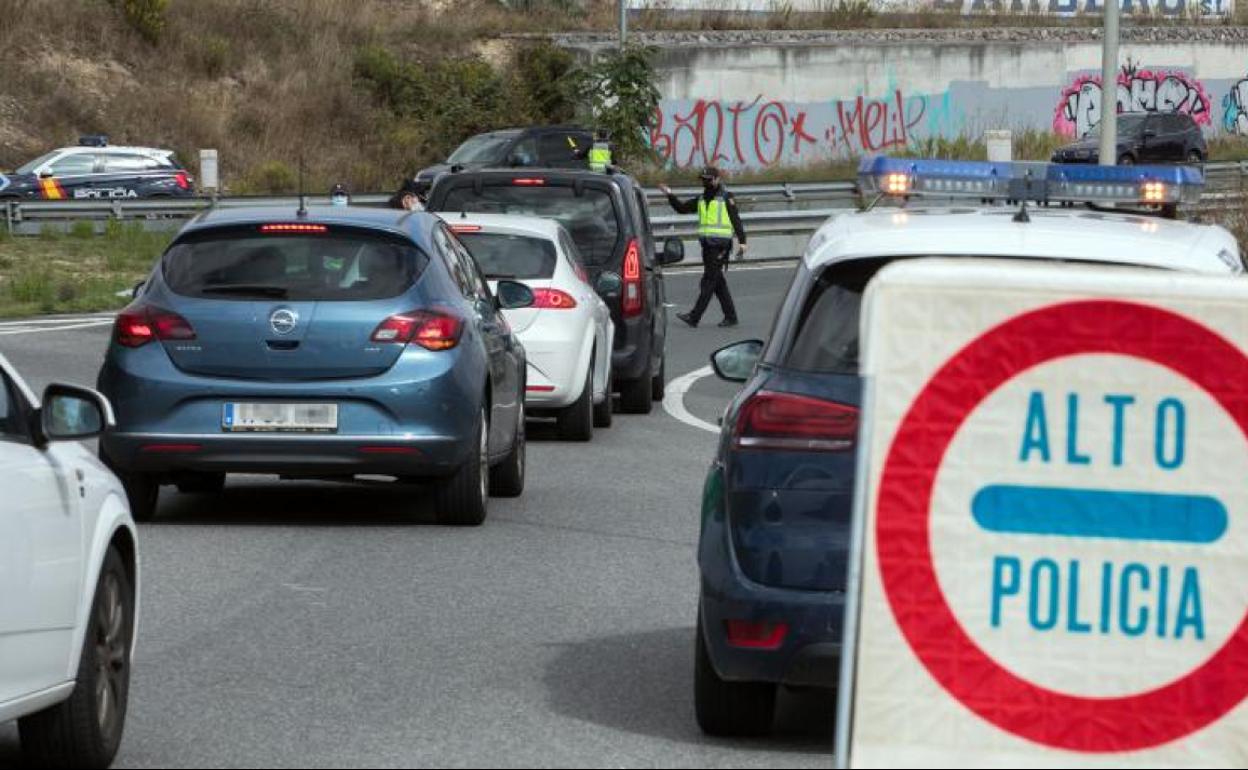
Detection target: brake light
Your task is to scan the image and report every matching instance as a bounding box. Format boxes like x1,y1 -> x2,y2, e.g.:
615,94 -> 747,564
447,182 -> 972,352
449,224 -> 482,234
532,288 -> 577,309
622,238 -> 643,318
734,391 -> 858,452
174,171 -> 190,190
725,620 -> 789,650
114,306 -> 196,348
371,310 -> 462,351
512,178 -> 546,186
260,224 -> 328,234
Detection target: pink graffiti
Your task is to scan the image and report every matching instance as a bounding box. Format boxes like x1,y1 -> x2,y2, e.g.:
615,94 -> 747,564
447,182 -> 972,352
1054,66 -> 1213,138
650,91 -> 926,169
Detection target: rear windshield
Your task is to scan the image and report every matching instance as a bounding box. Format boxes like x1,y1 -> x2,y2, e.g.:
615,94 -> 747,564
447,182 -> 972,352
448,134 -> 516,164
455,232 -> 556,279
439,184 -> 621,266
162,227 -> 428,301
786,258 -> 888,375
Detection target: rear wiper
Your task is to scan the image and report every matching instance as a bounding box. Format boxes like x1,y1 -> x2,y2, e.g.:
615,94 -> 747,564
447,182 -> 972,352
486,274 -> 517,280
199,284 -> 289,298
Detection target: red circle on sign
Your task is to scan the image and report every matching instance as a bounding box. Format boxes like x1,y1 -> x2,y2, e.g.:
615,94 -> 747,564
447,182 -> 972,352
877,299 -> 1248,752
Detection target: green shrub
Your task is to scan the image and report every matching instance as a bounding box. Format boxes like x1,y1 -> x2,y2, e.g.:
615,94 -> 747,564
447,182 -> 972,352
110,0 -> 168,44
70,221 -> 95,239
515,42 -> 578,124
244,161 -> 298,194
565,45 -> 661,164
195,34 -> 230,78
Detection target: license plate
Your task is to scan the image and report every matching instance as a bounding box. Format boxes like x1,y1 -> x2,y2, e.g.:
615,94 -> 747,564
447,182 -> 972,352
223,403 -> 338,433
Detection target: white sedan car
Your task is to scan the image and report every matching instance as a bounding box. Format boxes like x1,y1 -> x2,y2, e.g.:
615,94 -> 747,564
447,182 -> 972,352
449,214 -> 615,441
0,354 -> 137,768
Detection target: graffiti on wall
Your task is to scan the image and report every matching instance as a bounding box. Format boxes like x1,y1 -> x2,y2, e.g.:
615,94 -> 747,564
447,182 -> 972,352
1054,66 -> 1213,138
650,91 -> 957,169
1223,76 -> 1248,135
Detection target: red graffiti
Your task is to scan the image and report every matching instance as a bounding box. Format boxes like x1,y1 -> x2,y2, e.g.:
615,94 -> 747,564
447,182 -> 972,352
651,91 -> 929,168
835,90 -> 927,154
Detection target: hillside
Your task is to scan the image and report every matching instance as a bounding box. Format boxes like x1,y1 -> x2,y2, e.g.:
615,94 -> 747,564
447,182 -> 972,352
0,0 -> 613,195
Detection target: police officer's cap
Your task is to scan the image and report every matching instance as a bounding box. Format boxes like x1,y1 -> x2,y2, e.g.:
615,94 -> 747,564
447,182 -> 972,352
698,165 -> 721,181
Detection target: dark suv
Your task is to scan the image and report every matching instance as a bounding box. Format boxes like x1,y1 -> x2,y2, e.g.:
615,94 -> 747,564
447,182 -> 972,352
1052,113 -> 1207,165
413,126 -> 594,196
427,168 -> 684,414
0,138 -> 194,200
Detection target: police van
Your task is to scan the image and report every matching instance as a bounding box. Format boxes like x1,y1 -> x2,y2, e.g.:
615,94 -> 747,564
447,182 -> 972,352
694,159 -> 1242,737
0,136 -> 194,200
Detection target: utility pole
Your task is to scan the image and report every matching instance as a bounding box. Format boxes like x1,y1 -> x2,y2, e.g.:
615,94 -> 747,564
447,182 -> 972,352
1098,0 -> 1120,166
619,0 -> 627,49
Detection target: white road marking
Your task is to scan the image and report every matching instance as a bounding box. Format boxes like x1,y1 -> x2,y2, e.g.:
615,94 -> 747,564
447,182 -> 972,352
0,319 -> 115,336
663,365 -> 720,434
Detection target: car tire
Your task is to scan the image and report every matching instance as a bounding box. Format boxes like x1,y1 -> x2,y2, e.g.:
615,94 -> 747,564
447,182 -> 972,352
489,401 -> 525,498
19,547 -> 134,769
434,409 -> 489,526
651,354 -> 666,403
557,367 -> 594,442
694,610 -> 777,738
175,473 -> 225,496
593,366 -> 614,429
619,362 -> 654,415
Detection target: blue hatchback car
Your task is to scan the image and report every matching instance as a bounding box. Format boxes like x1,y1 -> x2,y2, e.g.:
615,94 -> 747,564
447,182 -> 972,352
98,206 -> 533,526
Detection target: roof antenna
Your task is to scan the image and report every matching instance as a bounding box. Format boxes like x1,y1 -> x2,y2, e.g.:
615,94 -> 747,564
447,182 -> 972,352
297,156 -> 308,219
1013,168 -> 1032,224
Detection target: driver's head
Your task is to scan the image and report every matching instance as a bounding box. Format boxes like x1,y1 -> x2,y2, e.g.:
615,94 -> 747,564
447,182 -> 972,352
699,165 -> 721,191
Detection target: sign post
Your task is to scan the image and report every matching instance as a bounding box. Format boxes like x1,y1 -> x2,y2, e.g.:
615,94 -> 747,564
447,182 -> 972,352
837,258 -> 1248,767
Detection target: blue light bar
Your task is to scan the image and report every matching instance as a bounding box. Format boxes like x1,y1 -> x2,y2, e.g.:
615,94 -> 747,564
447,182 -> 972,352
857,157 -> 1204,207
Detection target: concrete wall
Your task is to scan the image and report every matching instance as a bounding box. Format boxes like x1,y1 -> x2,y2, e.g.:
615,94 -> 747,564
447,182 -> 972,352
637,39 -> 1248,168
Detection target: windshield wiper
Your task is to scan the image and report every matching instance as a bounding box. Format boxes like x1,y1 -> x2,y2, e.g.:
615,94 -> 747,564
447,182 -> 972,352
199,284 -> 289,298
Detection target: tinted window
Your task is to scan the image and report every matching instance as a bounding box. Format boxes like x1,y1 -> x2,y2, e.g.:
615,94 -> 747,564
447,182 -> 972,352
163,228 -> 428,301
1117,114 -> 1150,136
538,133 -> 581,165
0,373 -> 26,440
102,154 -> 162,173
49,153 -> 96,176
786,259 -> 887,375
447,232 -> 491,300
456,233 -> 557,280
15,151 -> 58,175
447,133 -> 517,164
439,184 -> 621,266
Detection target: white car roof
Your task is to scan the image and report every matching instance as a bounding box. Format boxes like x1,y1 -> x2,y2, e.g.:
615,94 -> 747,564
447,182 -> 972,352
56,146 -> 173,157
442,212 -> 566,241
805,206 -> 1242,275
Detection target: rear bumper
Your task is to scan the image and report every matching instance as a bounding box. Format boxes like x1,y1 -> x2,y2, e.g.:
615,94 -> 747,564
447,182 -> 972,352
698,466 -> 845,689
97,342 -> 482,478
521,327 -> 590,409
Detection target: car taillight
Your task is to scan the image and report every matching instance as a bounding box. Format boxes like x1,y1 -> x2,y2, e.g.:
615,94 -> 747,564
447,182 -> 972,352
260,223 -> 328,234
371,310 -> 462,351
725,620 -> 789,650
532,288 -> 577,309
512,178 -> 546,186
114,306 -> 196,348
622,238 -> 643,318
734,391 -> 858,452
449,224 -> 482,234
174,171 -> 190,190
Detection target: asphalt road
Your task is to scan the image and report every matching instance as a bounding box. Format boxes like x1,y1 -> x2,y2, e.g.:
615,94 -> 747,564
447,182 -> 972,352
0,264 -> 828,768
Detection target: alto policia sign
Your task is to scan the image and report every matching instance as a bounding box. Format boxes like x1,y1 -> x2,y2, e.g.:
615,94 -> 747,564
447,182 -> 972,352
836,259 -> 1248,767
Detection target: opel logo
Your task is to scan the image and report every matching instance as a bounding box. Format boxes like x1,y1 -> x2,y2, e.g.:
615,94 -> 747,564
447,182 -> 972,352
270,308 -> 298,335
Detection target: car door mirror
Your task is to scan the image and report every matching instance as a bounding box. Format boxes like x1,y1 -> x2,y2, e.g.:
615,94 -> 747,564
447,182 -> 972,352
40,384 -> 113,443
495,280 -> 535,310
38,170 -> 53,179
594,271 -> 622,299
658,238 -> 685,266
1143,129 -> 1157,140
711,339 -> 764,383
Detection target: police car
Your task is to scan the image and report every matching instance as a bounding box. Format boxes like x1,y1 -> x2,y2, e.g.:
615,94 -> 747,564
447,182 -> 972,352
0,137 -> 194,200
695,158 -> 1241,737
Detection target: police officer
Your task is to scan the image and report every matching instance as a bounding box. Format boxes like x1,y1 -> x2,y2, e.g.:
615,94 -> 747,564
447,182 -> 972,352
388,177 -> 425,211
330,183 -> 350,206
588,128 -> 613,173
659,166 -> 746,328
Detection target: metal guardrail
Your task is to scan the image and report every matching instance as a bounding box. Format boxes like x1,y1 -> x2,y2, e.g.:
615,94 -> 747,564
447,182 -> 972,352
3,161 -> 1245,238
